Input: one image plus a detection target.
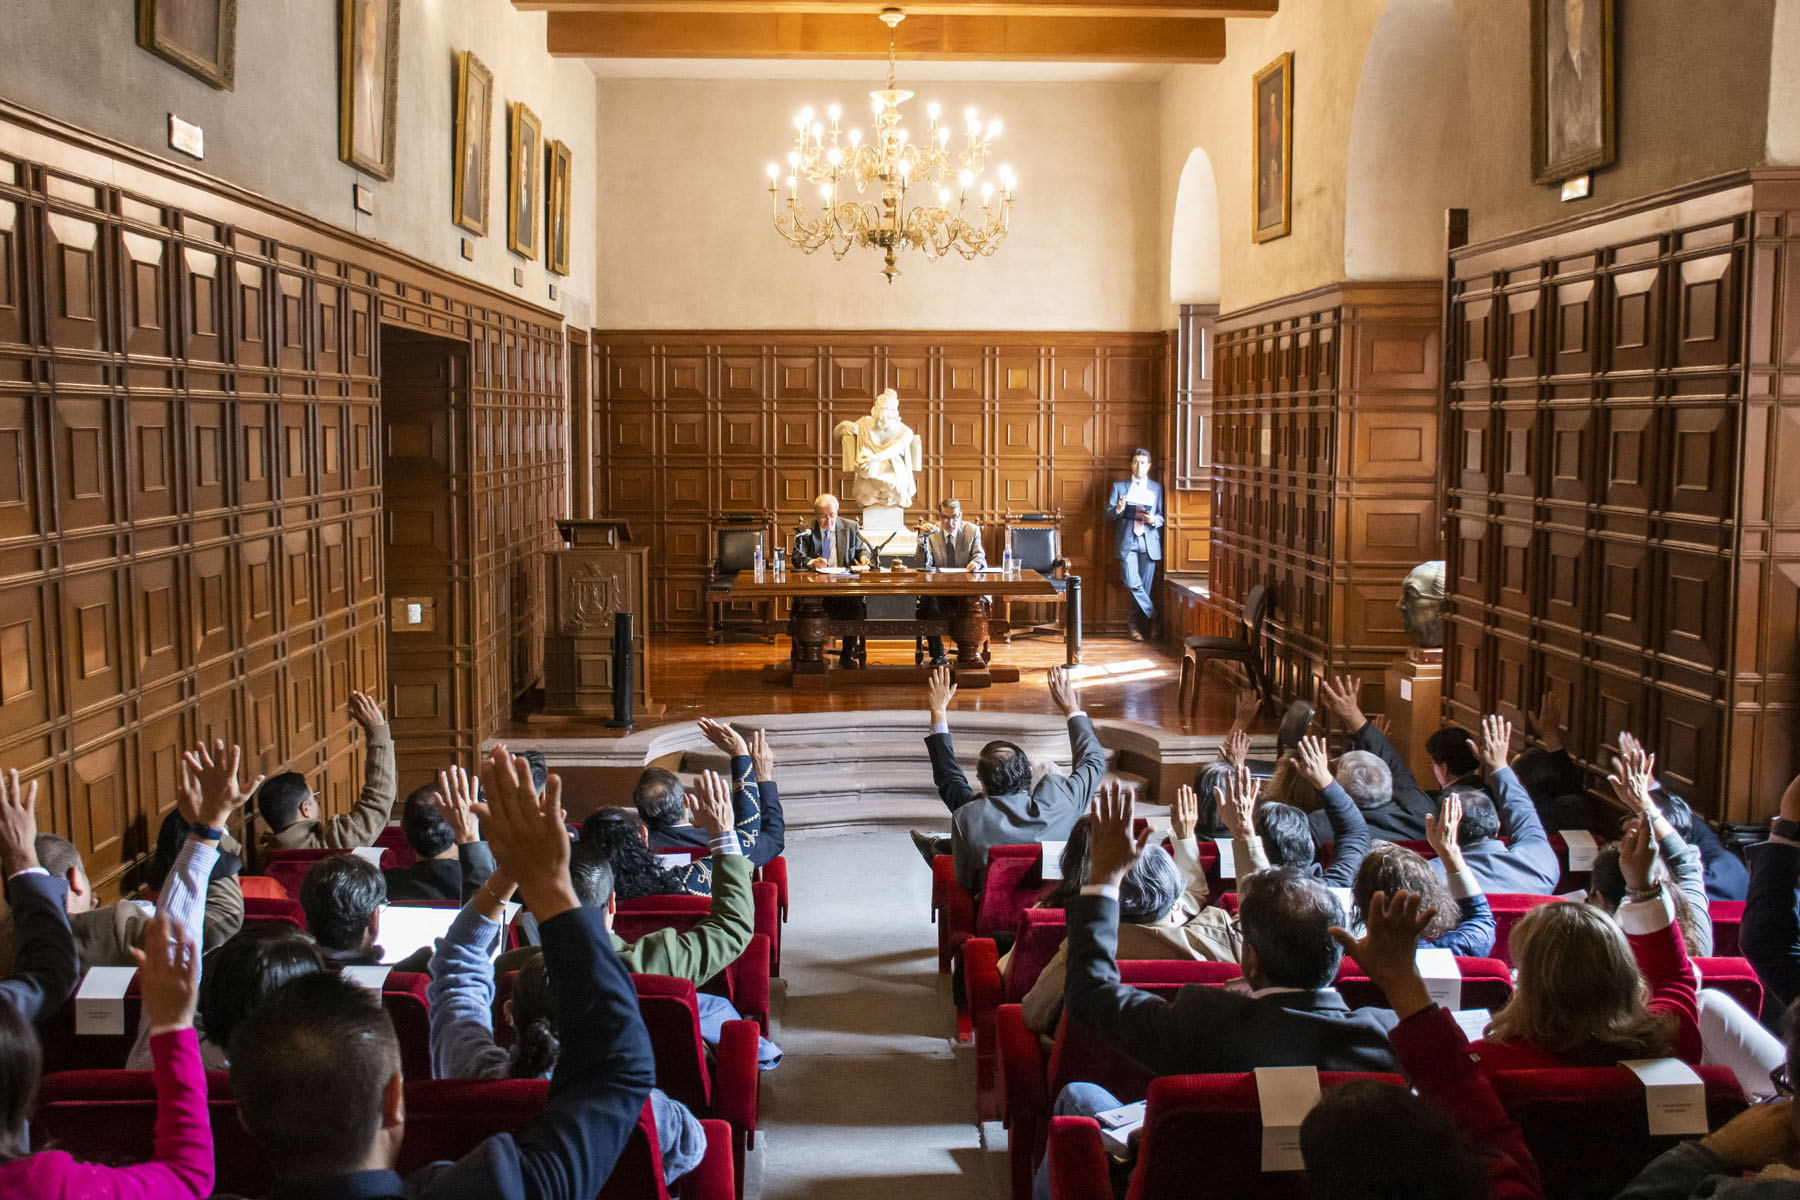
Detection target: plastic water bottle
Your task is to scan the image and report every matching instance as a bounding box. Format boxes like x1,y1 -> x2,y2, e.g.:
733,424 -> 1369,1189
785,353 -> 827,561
1001,529 -> 1014,577
752,534 -> 765,580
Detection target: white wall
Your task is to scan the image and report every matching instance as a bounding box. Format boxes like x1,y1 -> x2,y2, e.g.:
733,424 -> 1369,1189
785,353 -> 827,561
592,76 -> 1163,331
0,0 -> 596,321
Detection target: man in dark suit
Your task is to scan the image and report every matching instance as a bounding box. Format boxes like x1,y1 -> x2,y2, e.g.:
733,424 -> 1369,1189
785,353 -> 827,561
1033,781 -> 1399,1200
908,665 -> 1104,893
793,492 -> 870,667
383,770 -> 495,903
914,498 -> 988,665
1105,449 -> 1164,641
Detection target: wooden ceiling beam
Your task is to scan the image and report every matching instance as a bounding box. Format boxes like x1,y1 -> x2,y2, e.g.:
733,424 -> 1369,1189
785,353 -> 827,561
522,1 -> 1273,17
545,11 -> 1230,62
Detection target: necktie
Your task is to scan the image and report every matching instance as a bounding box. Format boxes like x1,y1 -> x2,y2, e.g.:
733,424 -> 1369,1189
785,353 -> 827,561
822,526 -> 832,565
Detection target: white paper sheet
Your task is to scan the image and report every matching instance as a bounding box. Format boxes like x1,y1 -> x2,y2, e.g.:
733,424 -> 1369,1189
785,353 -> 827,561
1560,829 -> 1599,872
1213,837 -> 1238,881
1621,1058 -> 1710,1136
75,966 -> 137,1036
341,964 -> 394,991
377,905 -> 461,966
1416,947 -> 1463,1009
350,845 -> 387,867
1452,1008 -> 1493,1041
1255,1066 -> 1322,1172
1095,1099 -> 1148,1160
1040,841 -> 1067,881
1327,887 -> 1355,917
1122,481 -> 1156,508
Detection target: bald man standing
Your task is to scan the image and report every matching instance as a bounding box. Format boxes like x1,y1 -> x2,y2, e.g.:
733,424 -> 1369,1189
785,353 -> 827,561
794,493 -> 870,668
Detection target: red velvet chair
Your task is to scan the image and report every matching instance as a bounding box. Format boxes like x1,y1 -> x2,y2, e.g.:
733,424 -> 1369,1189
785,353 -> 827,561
934,844 -> 1056,975
33,1069 -> 270,1194
263,847 -> 385,899
631,973 -> 760,1197
374,822 -> 417,869
37,973 -> 145,1073
1487,893 -> 1562,966
757,856 -> 790,922
239,875 -> 290,900
611,895 -> 775,1032
1693,955 -> 1764,1019
378,970 -> 434,1082
241,894 -> 306,931
1709,901 -> 1745,957
1333,955 -> 1514,1012
968,908 -> 1074,1120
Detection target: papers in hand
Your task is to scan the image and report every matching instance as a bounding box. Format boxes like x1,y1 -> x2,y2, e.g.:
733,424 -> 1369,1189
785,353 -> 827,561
1452,1008 -> 1492,1041
376,901 -> 521,965
1256,1066 -> 1322,1171
1094,1100 -> 1147,1160
349,845 -> 387,867
1122,480 -> 1156,507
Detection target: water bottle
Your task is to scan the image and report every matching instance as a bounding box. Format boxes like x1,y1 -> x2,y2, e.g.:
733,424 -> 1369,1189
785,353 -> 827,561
752,533 -> 765,580
773,547 -> 786,579
1001,528 -> 1014,577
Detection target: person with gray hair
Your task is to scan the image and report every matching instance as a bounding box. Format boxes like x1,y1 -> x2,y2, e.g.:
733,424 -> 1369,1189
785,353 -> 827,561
1306,747 -> 1433,847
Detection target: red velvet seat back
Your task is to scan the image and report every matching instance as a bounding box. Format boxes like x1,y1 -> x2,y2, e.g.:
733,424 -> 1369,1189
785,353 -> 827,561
264,848 -> 348,899
380,970 -> 434,1081
374,822 -> 418,869
614,894 -> 711,942
239,875 -> 290,900
631,973 -> 712,1114
242,895 -> 305,931
1487,893 -> 1561,966
1335,955 -> 1514,1012
1694,955 -> 1763,1018
395,1077 -> 551,1172
1007,908 -> 1069,1002
978,845 -> 1055,938
1709,901 -> 1745,957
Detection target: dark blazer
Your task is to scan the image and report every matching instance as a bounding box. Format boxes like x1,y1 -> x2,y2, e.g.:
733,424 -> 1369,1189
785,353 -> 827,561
1346,720 -> 1439,836
647,753 -> 772,869
926,715 -> 1107,893
1,872 -> 77,1025
262,906 -> 654,1200
793,518 -> 868,568
1741,838 -> 1800,1015
1105,479 -> 1164,561
1062,890 -> 1400,1076
383,843 -> 497,904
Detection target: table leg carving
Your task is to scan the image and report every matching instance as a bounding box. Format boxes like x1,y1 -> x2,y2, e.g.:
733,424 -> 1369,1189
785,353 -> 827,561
790,597 -> 829,673
951,598 -> 989,670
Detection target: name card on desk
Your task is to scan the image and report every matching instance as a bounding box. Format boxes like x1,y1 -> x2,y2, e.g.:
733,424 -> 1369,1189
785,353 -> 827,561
350,845 -> 387,867
75,966 -> 137,1036
1416,947 -> 1462,1010
1622,1058 -> 1710,1136
1560,829 -> 1599,872
1213,838 -> 1238,881
341,964 -> 394,991
1040,841 -> 1067,880
1255,1066 -> 1322,1171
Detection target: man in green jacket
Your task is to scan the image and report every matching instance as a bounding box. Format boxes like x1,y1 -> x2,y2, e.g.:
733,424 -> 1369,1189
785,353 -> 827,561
255,691 -> 398,858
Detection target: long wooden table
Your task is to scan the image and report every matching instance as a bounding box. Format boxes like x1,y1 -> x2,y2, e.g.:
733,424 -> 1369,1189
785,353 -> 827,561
727,567 -> 1060,689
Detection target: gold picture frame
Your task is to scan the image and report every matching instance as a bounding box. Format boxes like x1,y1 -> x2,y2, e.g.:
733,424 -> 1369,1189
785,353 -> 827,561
546,139 -> 573,276
1531,0 -> 1615,184
136,0 -> 237,90
507,102 -> 543,260
1251,51 -> 1292,244
339,0 -> 402,181
452,51 -> 493,236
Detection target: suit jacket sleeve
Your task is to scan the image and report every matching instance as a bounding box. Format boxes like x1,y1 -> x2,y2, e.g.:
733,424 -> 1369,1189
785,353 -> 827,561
1317,781 -> 1372,888
926,731 -> 979,815
847,522 -> 870,565
1487,766 -> 1560,893
752,780 -> 786,867
1348,720 -> 1436,816
1062,891 -> 1189,1076
964,527 -> 987,570
325,724 -> 398,849
1064,716 -> 1107,808
728,753 -> 763,859
0,871 -> 77,1024
626,852 -> 754,984
1741,839 -> 1800,1012
458,842 -> 498,904
1103,482 -> 1124,525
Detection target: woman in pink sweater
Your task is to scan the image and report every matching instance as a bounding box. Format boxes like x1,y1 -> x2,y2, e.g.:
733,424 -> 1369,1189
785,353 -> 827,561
0,914 -> 212,1200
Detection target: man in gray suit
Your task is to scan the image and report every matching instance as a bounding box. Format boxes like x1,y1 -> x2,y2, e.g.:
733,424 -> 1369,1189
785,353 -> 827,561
914,498 -> 987,665
793,493 -> 870,667
1106,448 -> 1165,641
909,665 -> 1105,893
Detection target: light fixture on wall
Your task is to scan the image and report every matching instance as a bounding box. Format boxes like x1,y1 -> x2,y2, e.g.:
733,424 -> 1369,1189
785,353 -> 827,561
765,8 -> 1014,283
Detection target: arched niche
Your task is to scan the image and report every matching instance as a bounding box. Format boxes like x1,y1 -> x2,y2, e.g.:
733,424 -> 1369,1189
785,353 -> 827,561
1343,0 -> 1471,279
1170,147 -> 1221,306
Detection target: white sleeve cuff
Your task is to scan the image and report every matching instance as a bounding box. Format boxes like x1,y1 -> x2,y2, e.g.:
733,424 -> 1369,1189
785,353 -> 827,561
6,866 -> 48,881
710,831 -> 744,857
1617,888 -> 1677,935
1067,710 -> 1087,720
1445,869 -> 1482,901
1080,884 -> 1120,900
930,721 -> 949,735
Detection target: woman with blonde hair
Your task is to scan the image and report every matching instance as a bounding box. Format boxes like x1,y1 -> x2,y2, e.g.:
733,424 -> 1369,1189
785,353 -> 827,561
1472,815 -> 1701,1069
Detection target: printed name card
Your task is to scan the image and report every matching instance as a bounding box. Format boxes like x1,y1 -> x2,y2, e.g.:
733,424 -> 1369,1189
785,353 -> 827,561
350,845 -> 387,867
1415,947 -> 1463,1010
341,964 -> 394,992
1622,1058 -> 1709,1136
75,966 -> 137,1036
1560,829 -> 1599,872
1452,1008 -> 1492,1041
1256,1066 -> 1322,1171
1040,842 -> 1067,881
1213,838 -> 1238,881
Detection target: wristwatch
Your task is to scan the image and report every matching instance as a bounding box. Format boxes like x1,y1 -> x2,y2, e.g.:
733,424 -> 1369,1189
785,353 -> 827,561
1771,818 -> 1800,842
189,822 -> 226,842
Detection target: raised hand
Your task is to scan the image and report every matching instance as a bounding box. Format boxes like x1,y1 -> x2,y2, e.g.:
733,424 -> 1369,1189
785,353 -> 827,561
435,764 -> 481,845
687,770 -> 734,837
1218,728 -> 1250,768
180,739 -> 263,830
750,729 -> 775,783
1085,780 -> 1150,890
475,745 -> 576,922
1617,815 -> 1657,895
1170,784 -> 1199,841
1606,743 -> 1657,816
927,664 -> 958,723
347,691 -> 386,731
0,769 -> 39,877
132,914 -> 200,1034
1318,674 -> 1367,731
1231,684 -> 1261,731
1469,714 -> 1512,777
1294,734 -> 1334,791
1328,890 -> 1437,1019
1699,1098 -> 1797,1172
1047,666 -> 1079,717
697,717 -> 750,758
1425,791 -> 1467,873
1528,690 -> 1565,751
1213,764 -> 1261,841
1368,714 -> 1393,737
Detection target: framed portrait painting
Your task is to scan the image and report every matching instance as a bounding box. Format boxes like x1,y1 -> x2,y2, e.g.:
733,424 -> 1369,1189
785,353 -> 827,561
1252,52 -> 1292,244
136,0 -> 236,90
508,103 -> 542,260
546,139 -> 572,276
339,0 -> 402,180
452,51 -> 493,236
1532,0 -> 1615,183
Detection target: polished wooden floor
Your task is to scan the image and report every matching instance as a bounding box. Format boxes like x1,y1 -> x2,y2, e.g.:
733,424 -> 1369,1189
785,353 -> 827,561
505,632 -> 1245,739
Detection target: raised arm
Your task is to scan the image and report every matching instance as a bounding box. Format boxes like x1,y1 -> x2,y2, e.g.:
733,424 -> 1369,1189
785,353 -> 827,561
1617,817 -> 1702,1063
1215,765 -> 1270,875
324,691 -> 398,849
748,729 -> 786,866
923,666 -> 979,813
1322,675 -> 1434,815
628,774 -> 755,985
1740,772 -> 1800,1012
436,764 -> 497,904
1167,784 -> 1212,911
698,719 -> 762,858
427,871 -> 516,1081
1296,735 -> 1370,887
1473,716 -> 1557,889
1424,795 -> 1496,958
0,770 -> 76,1024
1052,668 -> 1106,802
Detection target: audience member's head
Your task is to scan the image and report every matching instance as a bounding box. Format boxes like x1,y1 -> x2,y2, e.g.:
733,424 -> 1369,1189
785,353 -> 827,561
231,972 -> 403,1178
1262,756 -> 1313,811
520,749 -> 549,795
1426,726 -> 1481,786
1351,843 -> 1457,942
1656,792 -> 1695,842
568,840 -> 618,912
632,768 -> 687,831
1487,900 -> 1672,1065
1118,846 -> 1183,925
0,997 -> 39,1160
399,783 -> 455,860
976,740 -> 1032,798
1252,802 -> 1317,870
1586,842 -> 1708,954
578,808 -> 679,900
299,854 -> 386,955
199,925 -> 326,1054
1236,867 -> 1345,990
1510,745 -> 1583,809
31,833 -> 92,914
1299,1079 -> 1487,1200
1333,750 -> 1393,811
255,772 -> 315,834
1447,788 -> 1500,846
507,954 -> 561,1079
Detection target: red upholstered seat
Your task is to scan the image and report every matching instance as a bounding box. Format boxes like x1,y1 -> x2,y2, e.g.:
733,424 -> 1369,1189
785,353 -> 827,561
935,844 -> 1055,975
611,895 -> 774,1031
378,970 -> 434,1082
241,894 -> 306,931
37,974 -> 145,1073
756,855 -> 790,922
968,908 -> 1073,1120
1487,893 -> 1563,966
630,973 -> 760,1196
34,1069 -> 270,1194
374,822 -> 417,869
618,877 -> 783,977
1709,901 -> 1744,957
263,847 -> 379,898
239,875 -> 290,900
1334,955 -> 1514,1012
1693,955 -> 1764,1020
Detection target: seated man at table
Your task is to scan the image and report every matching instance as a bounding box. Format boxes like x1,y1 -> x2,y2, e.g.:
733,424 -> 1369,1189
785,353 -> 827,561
913,498 -> 987,666
793,492 -> 870,668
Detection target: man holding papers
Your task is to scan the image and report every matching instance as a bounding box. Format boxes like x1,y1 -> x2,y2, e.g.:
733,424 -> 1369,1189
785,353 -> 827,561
1105,449 -> 1164,641
914,498 -> 987,665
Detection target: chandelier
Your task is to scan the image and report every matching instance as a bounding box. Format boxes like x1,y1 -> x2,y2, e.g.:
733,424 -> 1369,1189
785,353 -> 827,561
765,8 -> 1015,283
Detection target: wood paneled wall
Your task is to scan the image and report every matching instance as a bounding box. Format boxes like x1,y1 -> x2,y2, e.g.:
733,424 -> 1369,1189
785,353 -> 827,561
1209,281 -> 1444,718
1445,171 -> 1800,822
0,103 -> 566,895
589,331 -> 1165,634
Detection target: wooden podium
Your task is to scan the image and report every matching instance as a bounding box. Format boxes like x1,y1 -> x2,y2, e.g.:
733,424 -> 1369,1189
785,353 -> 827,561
542,519 -> 653,716
1384,648 -> 1443,785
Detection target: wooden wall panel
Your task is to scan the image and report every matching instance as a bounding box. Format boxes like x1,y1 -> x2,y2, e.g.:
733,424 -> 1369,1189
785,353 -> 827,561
591,331 -> 1166,635
1207,281 -> 1443,720
0,103 -> 567,896
1444,171 -> 1800,822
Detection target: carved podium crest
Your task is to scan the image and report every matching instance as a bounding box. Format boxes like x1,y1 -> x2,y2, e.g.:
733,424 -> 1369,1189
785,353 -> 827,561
563,563 -> 621,633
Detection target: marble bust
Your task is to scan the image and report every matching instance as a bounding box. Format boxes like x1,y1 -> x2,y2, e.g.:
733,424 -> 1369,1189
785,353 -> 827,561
1399,560 -> 1447,649
835,389 -> 922,510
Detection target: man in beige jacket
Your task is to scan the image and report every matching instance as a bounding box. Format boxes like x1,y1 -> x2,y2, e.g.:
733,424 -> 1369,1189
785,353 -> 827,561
256,692 -> 397,856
